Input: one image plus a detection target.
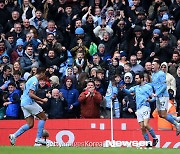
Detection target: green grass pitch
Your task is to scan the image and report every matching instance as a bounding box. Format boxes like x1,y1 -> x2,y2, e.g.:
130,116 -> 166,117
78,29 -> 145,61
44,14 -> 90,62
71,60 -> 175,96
0,147 -> 179,154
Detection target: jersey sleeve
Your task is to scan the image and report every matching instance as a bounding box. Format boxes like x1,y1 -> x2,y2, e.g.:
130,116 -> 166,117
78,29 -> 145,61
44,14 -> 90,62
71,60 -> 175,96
123,86 -> 136,95
147,85 -> 153,96
29,80 -> 38,91
129,86 -> 136,93
159,72 -> 167,84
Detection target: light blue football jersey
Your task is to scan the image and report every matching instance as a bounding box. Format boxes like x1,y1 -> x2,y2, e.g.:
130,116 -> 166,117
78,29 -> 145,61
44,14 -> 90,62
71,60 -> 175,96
152,70 -> 169,97
125,83 -> 154,110
21,76 -> 39,106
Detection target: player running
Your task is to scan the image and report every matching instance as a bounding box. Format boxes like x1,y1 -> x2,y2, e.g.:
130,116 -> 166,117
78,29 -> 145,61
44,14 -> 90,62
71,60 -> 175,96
9,67 -> 48,146
121,73 -> 158,147
151,60 -> 180,135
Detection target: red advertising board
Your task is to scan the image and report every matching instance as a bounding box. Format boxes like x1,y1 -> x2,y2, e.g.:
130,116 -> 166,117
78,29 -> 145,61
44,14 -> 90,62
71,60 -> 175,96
0,119 -> 179,148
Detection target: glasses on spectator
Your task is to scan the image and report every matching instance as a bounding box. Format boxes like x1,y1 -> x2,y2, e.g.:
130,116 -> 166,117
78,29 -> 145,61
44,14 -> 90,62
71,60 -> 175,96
161,66 -> 166,68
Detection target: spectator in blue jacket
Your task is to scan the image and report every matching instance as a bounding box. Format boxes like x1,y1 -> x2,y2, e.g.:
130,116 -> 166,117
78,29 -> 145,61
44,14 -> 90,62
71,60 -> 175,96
59,76 -> 80,118
3,82 -> 21,119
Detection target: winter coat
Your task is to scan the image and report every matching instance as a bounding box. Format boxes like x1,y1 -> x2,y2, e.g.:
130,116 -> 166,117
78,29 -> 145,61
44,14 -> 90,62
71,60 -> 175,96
20,54 -> 39,72
78,90 -> 102,118
46,97 -> 67,119
161,62 -> 176,95
6,89 -> 20,118
59,85 -> 80,110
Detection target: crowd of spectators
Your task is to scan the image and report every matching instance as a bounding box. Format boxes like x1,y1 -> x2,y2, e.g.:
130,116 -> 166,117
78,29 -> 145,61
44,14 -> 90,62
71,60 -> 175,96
0,0 -> 180,120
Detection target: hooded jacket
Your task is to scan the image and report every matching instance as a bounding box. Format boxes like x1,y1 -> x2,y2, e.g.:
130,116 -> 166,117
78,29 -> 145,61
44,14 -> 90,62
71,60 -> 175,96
161,62 -> 176,95
59,80 -> 80,111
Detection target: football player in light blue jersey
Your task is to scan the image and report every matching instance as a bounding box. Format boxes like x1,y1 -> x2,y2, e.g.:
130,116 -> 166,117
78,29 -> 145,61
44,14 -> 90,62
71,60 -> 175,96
151,60 -> 180,136
9,67 -> 48,146
122,73 -> 158,147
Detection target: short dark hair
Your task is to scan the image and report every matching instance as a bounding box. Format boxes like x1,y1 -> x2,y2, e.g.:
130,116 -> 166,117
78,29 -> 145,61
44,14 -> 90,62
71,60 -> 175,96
36,67 -> 46,74
5,32 -> 14,39
87,78 -> 95,86
162,36 -> 169,41
153,60 -> 161,65
8,82 -> 16,87
93,77 -> 101,82
135,72 -> 144,79
93,53 -> 100,57
124,63 -> 131,67
19,80 -> 25,84
35,9 -> 42,13
26,44 -> 33,49
114,74 -> 121,78
47,33 -> 55,37
3,65 -> 11,72
97,69 -> 104,74
13,70 -> 21,76
173,50 -> 179,56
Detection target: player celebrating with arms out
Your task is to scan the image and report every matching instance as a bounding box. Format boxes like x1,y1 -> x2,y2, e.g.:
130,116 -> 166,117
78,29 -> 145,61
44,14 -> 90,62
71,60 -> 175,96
151,60 -> 180,135
9,67 -> 48,146
121,73 -> 158,147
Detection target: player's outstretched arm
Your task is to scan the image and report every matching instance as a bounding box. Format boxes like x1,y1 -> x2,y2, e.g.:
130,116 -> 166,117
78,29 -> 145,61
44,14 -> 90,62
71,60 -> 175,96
123,86 -> 136,95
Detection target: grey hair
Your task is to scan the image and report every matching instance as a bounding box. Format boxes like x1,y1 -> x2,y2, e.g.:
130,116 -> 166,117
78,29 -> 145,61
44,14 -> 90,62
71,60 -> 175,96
52,88 -> 59,94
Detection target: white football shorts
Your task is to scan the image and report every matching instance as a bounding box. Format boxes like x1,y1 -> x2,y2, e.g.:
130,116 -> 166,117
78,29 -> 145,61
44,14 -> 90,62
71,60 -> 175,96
156,97 -> 169,111
21,103 -> 43,118
136,106 -> 151,123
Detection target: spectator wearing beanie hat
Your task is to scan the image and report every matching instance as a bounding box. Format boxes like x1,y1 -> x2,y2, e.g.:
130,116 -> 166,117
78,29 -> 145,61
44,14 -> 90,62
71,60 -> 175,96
128,25 -> 144,56
59,76 -> 80,118
148,29 -> 161,52
30,62 -> 39,76
161,13 -> 169,27
69,27 -> 91,50
153,29 -> 161,35
97,44 -> 111,63
10,38 -> 24,63
16,38 -> 24,46
75,27 -> 84,35
161,26 -> 177,48
162,13 -> 169,22
119,51 -> 128,66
